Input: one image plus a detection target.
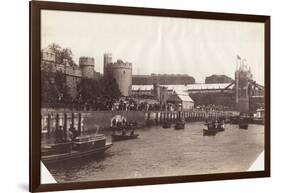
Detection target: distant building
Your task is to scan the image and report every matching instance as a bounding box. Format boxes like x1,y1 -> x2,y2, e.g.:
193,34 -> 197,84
132,83 -> 234,94
205,74 -> 233,84
167,91 -> 194,110
132,83 -> 235,109
132,74 -> 195,85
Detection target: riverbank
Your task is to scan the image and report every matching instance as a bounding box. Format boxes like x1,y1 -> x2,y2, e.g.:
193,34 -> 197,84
41,109 -> 238,133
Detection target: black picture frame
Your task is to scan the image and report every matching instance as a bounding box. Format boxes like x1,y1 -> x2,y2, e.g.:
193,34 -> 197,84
30,1 -> 270,192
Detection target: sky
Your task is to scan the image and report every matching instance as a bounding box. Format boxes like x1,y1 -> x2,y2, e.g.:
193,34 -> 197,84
41,10 -> 265,84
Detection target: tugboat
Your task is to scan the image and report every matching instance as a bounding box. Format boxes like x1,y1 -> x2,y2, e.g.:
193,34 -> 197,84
41,133 -> 113,165
205,119 -> 225,131
203,119 -> 225,136
174,121 -> 185,130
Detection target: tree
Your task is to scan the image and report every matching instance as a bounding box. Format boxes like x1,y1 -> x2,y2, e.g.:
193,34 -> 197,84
101,76 -> 121,99
47,43 -> 76,66
78,78 -> 102,104
77,76 -> 121,110
41,71 -> 72,108
54,72 -> 72,106
41,71 -> 59,108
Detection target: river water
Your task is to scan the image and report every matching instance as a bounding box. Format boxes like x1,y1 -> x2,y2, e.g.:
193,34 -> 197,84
46,122 -> 264,183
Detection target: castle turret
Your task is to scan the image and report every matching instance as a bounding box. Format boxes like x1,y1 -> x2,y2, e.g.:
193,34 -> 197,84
104,53 -> 112,76
104,57 -> 132,96
41,49 -> 56,63
79,57 -> 95,79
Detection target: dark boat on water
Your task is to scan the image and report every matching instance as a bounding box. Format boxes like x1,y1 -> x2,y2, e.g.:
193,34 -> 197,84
239,123 -> 249,129
41,134 -> 112,165
111,133 -> 139,141
203,128 -> 217,136
215,124 -> 225,132
162,121 -> 171,128
174,121 -> 185,130
238,114 -> 249,129
203,119 -> 225,136
205,120 -> 225,132
111,121 -> 139,141
230,112 -> 252,125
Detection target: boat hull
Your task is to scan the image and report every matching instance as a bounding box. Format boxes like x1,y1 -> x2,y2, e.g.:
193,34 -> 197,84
203,129 -> 217,136
42,143 -> 113,165
174,123 -> 185,130
162,122 -> 171,128
111,134 -> 139,141
239,124 -> 249,129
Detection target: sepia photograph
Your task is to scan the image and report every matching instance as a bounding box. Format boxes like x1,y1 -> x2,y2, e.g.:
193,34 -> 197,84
38,6 -> 267,186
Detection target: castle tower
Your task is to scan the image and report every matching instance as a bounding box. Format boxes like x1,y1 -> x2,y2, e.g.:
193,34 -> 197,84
79,57 -> 95,79
235,58 -> 253,113
41,49 -> 56,72
103,53 -> 112,76
41,50 -> 56,63
106,59 -> 132,96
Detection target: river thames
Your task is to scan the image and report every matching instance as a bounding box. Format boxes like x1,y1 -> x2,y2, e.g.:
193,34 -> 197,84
46,122 -> 264,183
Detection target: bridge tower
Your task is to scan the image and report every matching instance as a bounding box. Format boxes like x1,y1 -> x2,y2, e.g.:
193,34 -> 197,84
235,57 -> 253,113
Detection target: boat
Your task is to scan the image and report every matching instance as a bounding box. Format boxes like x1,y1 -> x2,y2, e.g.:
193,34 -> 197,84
231,113 -> 252,124
238,115 -> 249,129
216,122 -> 225,132
203,119 -> 225,136
229,115 -> 240,124
162,121 -> 171,128
239,123 -> 249,129
205,120 -> 225,132
203,128 -> 217,136
174,121 -> 185,130
111,133 -> 139,141
41,134 -> 112,165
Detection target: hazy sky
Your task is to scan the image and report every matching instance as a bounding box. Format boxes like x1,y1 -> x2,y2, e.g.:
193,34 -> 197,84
41,10 -> 264,84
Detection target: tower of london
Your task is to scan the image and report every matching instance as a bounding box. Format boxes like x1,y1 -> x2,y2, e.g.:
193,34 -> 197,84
41,49 -> 133,98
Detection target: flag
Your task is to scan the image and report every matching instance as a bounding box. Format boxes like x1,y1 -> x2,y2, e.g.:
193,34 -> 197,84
237,55 -> 241,60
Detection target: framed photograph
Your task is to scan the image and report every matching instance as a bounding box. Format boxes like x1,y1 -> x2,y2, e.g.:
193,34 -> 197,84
30,1 -> 270,192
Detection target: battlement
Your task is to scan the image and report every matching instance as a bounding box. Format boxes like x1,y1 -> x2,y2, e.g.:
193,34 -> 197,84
65,66 -> 83,77
107,59 -> 132,69
79,57 -> 95,66
41,50 -> 55,62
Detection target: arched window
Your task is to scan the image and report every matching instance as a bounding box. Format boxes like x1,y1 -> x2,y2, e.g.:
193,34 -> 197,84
123,70 -> 126,75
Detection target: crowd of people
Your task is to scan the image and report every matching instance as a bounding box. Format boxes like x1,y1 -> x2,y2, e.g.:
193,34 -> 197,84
54,124 -> 80,143
195,104 -> 230,112
78,96 -> 232,112
87,96 -> 163,111
111,119 -> 137,136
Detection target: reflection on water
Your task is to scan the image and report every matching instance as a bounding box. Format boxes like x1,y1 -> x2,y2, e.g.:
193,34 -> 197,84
46,122 -> 264,183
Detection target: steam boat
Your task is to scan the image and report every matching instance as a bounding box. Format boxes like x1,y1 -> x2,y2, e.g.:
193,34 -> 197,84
41,134 -> 112,165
